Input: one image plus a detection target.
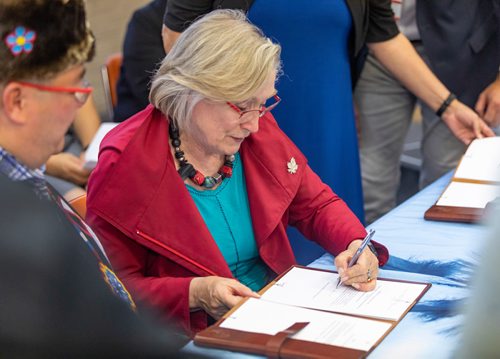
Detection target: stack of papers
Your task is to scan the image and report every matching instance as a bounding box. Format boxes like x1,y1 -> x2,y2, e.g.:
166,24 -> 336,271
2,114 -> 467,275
83,123 -> 118,170
426,137 -> 500,223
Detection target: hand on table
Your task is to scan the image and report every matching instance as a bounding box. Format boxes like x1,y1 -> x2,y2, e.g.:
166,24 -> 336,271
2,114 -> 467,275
335,240 -> 379,292
189,276 -> 260,319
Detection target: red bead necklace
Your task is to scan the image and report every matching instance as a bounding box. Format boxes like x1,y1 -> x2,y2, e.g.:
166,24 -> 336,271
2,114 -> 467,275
169,122 -> 235,189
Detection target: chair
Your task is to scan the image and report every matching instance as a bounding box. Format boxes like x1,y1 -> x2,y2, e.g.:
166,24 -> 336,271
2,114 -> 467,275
69,194 -> 87,219
101,53 -> 123,120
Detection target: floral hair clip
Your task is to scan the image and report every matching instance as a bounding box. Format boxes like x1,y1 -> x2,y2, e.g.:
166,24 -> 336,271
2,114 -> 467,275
5,26 -> 36,56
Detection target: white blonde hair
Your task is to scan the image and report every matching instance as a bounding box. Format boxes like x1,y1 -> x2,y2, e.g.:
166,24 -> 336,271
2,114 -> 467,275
149,9 -> 281,130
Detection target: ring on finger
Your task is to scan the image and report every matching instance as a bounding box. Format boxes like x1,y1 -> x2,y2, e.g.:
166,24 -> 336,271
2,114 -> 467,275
367,268 -> 372,283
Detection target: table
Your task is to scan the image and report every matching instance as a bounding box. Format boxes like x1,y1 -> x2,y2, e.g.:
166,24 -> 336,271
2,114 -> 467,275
183,172 -> 490,358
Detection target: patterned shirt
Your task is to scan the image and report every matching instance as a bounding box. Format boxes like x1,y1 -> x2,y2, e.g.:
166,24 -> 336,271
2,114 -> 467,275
0,146 -> 45,181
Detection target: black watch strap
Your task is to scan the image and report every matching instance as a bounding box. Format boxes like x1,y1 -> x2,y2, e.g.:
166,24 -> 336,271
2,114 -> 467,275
436,93 -> 456,117
367,242 -> 378,258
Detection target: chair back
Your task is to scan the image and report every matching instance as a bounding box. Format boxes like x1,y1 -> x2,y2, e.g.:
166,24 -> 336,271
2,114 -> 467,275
101,53 -> 123,120
69,194 -> 87,219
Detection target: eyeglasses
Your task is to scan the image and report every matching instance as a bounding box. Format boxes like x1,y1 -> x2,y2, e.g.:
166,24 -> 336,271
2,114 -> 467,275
17,80 -> 93,105
227,94 -> 281,120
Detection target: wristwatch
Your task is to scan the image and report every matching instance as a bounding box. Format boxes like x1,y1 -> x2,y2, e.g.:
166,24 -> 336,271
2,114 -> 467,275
367,242 -> 378,258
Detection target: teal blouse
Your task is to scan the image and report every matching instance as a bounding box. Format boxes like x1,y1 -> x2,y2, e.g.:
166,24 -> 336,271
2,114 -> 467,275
186,153 -> 268,291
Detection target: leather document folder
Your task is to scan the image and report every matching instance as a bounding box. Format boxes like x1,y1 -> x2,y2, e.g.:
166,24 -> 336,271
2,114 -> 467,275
194,266 -> 430,359
425,137 -> 500,223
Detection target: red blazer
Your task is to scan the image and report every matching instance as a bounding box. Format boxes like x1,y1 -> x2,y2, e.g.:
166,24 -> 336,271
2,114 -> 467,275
86,105 -> 388,335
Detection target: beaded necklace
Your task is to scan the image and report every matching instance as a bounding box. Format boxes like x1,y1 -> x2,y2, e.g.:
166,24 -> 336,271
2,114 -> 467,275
169,122 -> 235,189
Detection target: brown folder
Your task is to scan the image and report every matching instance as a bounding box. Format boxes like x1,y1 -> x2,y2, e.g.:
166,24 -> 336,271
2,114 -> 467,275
424,203 -> 485,223
194,266 -> 430,359
424,138 -> 500,224
424,176 -> 500,224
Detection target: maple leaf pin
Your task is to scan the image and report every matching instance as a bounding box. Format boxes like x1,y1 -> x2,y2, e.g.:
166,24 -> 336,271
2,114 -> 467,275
287,157 -> 298,174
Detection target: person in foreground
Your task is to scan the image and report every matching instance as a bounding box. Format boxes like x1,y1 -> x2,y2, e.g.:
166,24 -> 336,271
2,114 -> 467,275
0,177 -> 192,358
86,9 -> 387,335
0,0 -> 199,356
456,200 -> 500,358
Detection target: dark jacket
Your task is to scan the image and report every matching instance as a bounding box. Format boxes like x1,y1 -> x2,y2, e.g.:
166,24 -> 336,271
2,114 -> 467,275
114,0 -> 167,122
417,0 -> 500,107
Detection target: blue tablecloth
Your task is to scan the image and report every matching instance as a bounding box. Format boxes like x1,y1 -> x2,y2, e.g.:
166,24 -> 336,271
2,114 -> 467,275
183,172 -> 490,358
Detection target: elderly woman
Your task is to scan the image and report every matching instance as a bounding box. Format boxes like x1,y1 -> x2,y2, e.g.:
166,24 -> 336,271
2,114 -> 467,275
86,10 -> 387,335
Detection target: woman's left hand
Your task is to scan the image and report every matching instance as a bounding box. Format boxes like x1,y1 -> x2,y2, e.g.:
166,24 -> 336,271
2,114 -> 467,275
189,276 -> 260,319
334,239 -> 379,291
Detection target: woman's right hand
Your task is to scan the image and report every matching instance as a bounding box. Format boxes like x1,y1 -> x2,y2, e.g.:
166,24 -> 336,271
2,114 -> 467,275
189,276 -> 260,319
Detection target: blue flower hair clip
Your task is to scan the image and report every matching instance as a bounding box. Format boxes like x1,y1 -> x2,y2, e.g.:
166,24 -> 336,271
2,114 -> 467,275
5,26 -> 36,56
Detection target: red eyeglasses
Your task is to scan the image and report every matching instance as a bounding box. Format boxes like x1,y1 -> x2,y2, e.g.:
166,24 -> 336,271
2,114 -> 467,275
227,94 -> 281,119
18,80 -> 93,105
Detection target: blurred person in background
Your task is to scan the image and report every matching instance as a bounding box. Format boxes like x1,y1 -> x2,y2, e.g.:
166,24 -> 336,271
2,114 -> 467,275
113,0 -> 167,122
355,0 -> 500,223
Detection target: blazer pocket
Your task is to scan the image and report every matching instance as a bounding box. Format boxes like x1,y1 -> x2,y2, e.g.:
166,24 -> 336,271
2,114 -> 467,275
469,13 -> 496,54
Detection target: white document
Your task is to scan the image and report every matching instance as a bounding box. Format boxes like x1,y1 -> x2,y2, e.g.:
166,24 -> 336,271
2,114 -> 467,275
436,181 -> 500,208
454,137 -> 500,182
83,123 -> 119,170
211,267 -> 428,354
220,298 -> 392,352
261,267 -> 426,321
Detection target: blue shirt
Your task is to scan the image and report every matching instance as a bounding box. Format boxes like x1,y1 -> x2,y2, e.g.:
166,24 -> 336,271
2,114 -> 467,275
187,153 -> 269,291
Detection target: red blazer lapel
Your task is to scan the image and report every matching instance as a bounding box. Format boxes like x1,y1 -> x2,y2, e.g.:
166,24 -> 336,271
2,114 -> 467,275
240,114 -> 306,264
